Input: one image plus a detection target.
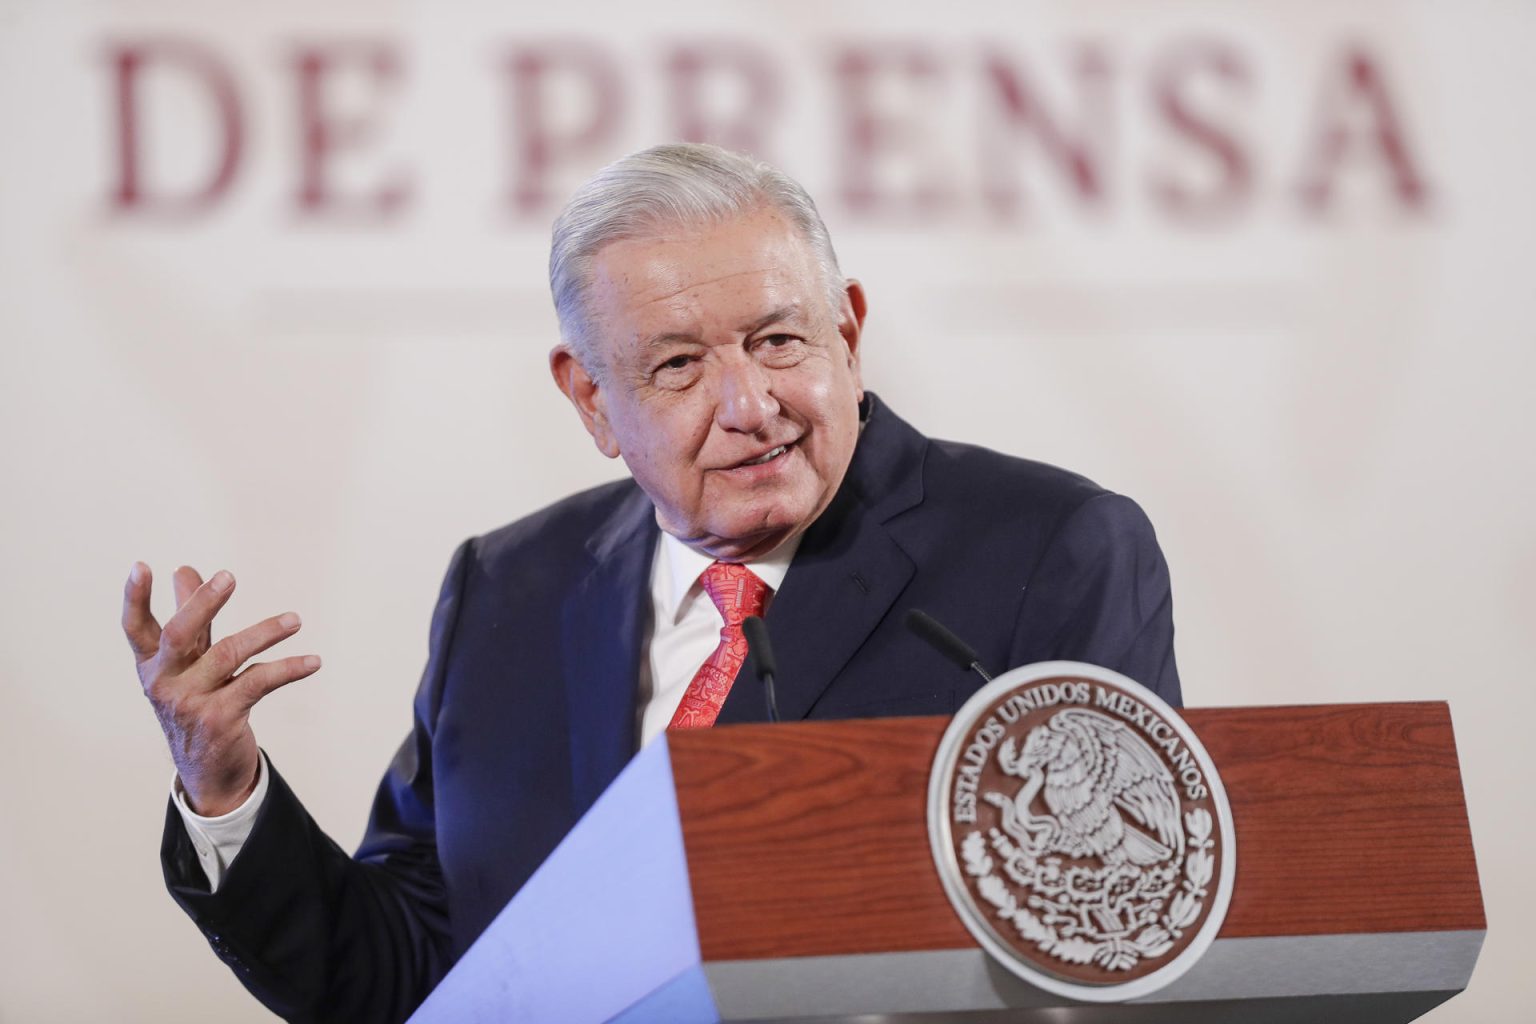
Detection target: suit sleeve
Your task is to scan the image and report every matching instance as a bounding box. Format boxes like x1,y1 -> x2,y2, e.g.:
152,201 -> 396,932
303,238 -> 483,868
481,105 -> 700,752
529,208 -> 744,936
1009,493 -> 1183,706
160,539 -> 474,1024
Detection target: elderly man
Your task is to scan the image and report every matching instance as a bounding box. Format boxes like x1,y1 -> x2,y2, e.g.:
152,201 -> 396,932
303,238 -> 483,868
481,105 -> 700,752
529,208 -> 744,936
123,143 -> 1179,1022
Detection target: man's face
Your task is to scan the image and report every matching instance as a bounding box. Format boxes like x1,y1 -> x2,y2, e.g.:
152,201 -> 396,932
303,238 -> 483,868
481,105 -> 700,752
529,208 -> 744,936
552,206 -> 866,562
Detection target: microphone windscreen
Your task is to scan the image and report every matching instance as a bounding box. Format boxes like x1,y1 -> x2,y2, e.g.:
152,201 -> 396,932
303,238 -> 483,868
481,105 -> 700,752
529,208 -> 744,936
904,609 -> 982,672
742,615 -> 777,678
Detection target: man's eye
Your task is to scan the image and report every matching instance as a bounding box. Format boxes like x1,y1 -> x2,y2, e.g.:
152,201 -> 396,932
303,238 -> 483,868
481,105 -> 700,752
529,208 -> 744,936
757,334 -> 803,354
660,355 -> 692,371
757,334 -> 806,363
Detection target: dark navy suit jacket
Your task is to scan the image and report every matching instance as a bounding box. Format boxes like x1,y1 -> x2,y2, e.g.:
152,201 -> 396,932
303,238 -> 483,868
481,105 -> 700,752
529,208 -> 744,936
161,395 -> 1180,1022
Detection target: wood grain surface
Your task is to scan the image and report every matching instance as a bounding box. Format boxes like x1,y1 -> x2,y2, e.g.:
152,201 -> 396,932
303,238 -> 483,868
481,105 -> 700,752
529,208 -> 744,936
668,702 -> 1484,962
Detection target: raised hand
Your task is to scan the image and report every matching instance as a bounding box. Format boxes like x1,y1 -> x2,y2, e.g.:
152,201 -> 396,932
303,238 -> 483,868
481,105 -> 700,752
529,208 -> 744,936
122,563 -> 321,816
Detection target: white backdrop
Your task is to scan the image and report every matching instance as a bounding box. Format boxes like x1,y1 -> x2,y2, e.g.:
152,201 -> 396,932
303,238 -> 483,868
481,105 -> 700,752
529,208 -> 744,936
2,1 -> 1531,1020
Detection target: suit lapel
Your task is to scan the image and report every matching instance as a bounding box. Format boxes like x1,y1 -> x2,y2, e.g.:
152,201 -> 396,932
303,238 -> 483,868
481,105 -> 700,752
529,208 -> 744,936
717,396 -> 927,724
562,486 -> 657,815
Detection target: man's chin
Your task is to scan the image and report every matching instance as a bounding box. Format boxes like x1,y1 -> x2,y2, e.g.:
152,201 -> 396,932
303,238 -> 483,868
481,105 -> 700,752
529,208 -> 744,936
698,532 -> 791,563
678,514 -> 808,562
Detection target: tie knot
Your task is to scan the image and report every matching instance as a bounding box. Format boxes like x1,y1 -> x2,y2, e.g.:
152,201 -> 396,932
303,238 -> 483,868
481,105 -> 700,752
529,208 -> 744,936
700,561 -> 769,626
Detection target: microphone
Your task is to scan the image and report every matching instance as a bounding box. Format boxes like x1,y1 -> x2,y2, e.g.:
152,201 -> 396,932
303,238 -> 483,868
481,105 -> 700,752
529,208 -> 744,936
742,615 -> 781,724
904,609 -> 995,684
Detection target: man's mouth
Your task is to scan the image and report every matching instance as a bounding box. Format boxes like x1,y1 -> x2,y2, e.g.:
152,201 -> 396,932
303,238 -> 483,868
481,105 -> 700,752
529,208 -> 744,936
735,443 -> 793,468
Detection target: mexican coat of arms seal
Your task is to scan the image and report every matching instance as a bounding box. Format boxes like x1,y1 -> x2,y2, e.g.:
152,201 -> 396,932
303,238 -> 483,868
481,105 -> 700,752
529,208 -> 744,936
928,661 -> 1236,1001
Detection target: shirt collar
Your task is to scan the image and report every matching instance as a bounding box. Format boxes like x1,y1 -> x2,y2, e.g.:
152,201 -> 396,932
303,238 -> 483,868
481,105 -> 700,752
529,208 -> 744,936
659,530 -> 800,625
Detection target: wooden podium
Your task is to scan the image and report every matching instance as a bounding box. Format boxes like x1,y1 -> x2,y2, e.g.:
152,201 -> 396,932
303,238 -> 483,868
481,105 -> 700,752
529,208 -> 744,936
408,702 -> 1483,1023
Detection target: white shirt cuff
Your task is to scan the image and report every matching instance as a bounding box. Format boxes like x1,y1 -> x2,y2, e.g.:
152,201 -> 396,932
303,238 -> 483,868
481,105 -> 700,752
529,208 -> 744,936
172,751 -> 270,893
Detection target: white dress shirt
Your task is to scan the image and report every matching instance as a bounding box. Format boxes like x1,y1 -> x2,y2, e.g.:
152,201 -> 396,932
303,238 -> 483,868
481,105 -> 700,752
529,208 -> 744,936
175,529 -> 798,891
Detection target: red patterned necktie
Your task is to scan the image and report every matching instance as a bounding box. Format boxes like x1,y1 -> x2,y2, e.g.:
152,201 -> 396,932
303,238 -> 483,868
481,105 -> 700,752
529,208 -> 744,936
667,562 -> 770,730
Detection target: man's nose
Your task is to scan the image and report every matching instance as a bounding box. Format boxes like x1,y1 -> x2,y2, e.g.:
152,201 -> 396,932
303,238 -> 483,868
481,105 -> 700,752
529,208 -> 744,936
714,356 -> 779,434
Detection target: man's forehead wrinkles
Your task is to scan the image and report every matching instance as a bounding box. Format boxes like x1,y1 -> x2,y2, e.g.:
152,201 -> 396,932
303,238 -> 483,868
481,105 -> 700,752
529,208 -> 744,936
629,264 -> 784,309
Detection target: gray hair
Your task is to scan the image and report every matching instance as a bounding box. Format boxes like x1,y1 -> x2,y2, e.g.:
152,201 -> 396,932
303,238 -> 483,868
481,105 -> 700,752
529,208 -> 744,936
548,142 -> 845,373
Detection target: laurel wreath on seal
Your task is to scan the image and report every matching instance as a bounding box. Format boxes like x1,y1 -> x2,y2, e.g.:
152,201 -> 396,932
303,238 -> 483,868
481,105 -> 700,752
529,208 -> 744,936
961,808 -> 1215,972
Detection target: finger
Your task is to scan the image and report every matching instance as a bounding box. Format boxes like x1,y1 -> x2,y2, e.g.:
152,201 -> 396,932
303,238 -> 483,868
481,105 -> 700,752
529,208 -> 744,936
121,562 -> 162,660
195,611 -> 304,685
173,565 -> 214,650
173,566 -> 204,610
159,570 -> 237,666
229,654 -> 321,710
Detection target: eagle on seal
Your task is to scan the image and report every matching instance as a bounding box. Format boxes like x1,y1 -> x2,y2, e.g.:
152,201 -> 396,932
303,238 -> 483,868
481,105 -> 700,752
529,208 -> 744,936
985,709 -> 1184,867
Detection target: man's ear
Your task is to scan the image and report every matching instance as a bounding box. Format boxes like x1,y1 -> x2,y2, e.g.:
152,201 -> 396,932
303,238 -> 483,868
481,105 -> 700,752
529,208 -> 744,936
549,345 -> 621,459
839,278 -> 869,399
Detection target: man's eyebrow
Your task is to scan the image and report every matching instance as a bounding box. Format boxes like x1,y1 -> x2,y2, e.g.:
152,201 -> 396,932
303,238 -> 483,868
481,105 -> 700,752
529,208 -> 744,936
640,330 -> 700,351
739,305 -> 806,335
639,305 -> 807,351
